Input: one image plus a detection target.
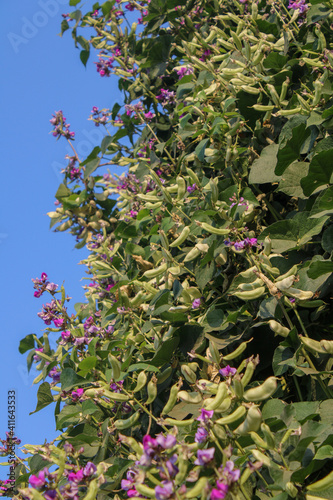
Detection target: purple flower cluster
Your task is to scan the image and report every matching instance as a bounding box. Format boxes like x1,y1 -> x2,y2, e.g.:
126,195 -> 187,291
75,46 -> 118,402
32,273 -> 58,298
48,367 -> 61,384
200,49 -> 212,62
94,51 -> 115,77
125,101 -> 144,117
89,106 -> 111,126
229,194 -> 248,209
37,299 -> 65,326
156,89 -> 176,106
192,298 -> 202,309
121,433 -> 178,499
50,111 -> 75,140
211,461 -> 240,499
0,433 -> 21,456
219,365 -> 237,378
224,238 -> 258,251
63,156 -> 82,181
176,66 -> 194,79
195,409 -> 213,444
288,0 -> 308,13
29,462 -> 97,500
187,183 -> 197,193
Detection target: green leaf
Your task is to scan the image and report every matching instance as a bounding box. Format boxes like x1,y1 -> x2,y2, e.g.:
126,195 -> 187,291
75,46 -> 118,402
55,183 -> 71,200
263,52 -> 288,70
125,242 -> 146,257
195,138 -> 209,162
83,158 -> 100,179
301,149 -> 333,196
81,400 -> 99,416
101,136 -> 113,154
275,123 -> 311,175
310,186 -> 333,218
150,337 -> 179,366
127,363 -> 159,372
322,225 -> 333,253
258,212 -> 328,253
175,324 -> 205,355
249,144 -> 280,184
307,260 -> 333,279
69,0 -> 81,5
196,262 -> 215,290
314,445 -> 333,461
78,356 -> 97,376
60,368 -> 86,391
19,334 -> 35,354
277,161 -> 309,199
30,382 -> 54,415
56,405 -> 81,429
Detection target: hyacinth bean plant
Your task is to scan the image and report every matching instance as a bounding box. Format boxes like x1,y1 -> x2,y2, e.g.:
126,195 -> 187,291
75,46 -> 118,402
2,0 -> 333,498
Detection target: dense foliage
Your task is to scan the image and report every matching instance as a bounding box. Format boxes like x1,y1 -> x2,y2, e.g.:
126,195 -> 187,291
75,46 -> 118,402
2,0 -> 333,498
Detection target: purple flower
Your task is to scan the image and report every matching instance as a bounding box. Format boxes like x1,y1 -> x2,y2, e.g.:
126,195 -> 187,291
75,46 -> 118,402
192,298 -> 201,309
155,481 -> 174,500
234,241 -> 245,251
197,409 -> 214,423
187,183 -> 197,193
48,367 -> 61,383
71,388 -> 84,401
29,470 -> 46,489
288,0 -> 308,13
194,447 -> 215,466
195,427 -> 209,444
155,434 -> 177,449
219,365 -> 237,377
164,455 -> 179,478
176,66 -> 194,79
61,330 -> 71,341
53,317 -> 64,327
211,482 -> 229,500
83,462 -> 97,476
143,111 -> 156,121
222,461 -> 240,483
44,490 -> 57,500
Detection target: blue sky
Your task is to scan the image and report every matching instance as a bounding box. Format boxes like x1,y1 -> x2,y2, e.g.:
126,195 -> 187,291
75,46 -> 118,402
1,0 -> 126,456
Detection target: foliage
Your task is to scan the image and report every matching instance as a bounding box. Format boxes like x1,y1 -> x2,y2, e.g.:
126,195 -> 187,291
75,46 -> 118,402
2,0 -> 333,499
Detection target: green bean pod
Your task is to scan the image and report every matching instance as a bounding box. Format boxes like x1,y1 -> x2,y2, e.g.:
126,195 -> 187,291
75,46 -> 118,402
136,484 -> 156,498
161,382 -> 180,416
108,354 -> 121,380
114,410 -> 141,430
320,339 -> 333,354
176,176 -> 187,200
143,262 -> 168,278
224,341 -> 249,361
163,417 -> 195,427
185,477 -> 209,499
244,376 -> 277,402
300,336 -> 326,354
170,226 -> 191,247
215,405 -> 246,425
178,391 -> 202,404
235,405 -> 262,435
133,371 -> 147,393
200,222 -> 230,235
146,376 -> 158,404
268,320 -> 290,338
241,356 -> 259,388
307,470 -> 333,493
249,431 -> 271,450
261,423 -> 275,449
233,286 -> 266,301
184,246 -> 201,262
204,382 -> 228,411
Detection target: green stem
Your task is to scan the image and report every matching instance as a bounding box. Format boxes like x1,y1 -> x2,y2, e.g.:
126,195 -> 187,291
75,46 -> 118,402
293,375 -> 303,402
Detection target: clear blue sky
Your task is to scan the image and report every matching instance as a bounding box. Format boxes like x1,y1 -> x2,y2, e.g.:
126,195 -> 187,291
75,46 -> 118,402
0,0 -> 126,453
